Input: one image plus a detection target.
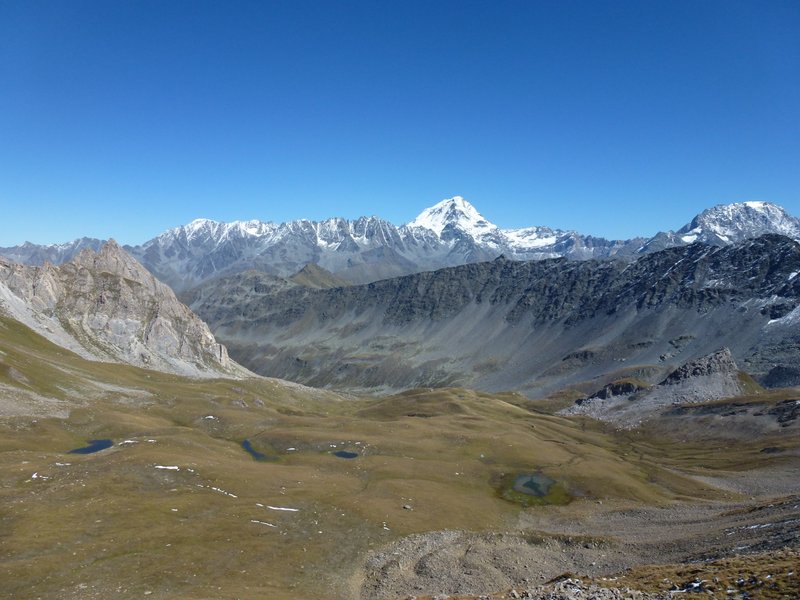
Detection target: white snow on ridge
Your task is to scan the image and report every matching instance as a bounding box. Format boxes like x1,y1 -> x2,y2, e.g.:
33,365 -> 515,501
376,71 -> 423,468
744,201 -> 770,209
503,227 -> 559,249
767,304 -> 800,327
171,218 -> 279,243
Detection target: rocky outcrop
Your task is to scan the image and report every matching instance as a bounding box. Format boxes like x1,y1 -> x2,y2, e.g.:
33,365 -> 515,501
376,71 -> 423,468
660,348 -> 739,385
647,347 -> 749,407
566,348 -> 754,426
0,241 -> 250,378
583,380 -> 648,402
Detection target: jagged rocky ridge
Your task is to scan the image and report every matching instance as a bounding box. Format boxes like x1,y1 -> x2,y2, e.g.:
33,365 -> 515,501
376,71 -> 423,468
186,234 -> 800,394
0,240 -> 249,378
7,198 -> 798,293
121,197 -> 643,291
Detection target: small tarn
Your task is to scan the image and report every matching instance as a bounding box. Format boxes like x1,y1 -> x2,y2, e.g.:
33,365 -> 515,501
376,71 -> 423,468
512,472 -> 555,496
495,471 -> 572,506
241,439 -> 276,462
68,439 -> 113,454
333,450 -> 358,459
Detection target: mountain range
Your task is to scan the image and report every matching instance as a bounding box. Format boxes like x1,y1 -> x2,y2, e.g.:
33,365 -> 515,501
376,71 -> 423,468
3,197 -> 800,292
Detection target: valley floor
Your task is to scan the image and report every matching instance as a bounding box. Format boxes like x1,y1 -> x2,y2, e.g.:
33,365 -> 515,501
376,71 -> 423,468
0,314 -> 798,599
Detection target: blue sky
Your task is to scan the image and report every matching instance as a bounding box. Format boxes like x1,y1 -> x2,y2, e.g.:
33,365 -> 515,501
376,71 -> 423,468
1,0 -> 798,245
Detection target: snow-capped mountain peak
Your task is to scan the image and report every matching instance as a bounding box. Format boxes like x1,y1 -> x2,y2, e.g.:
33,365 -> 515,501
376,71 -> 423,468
677,201 -> 800,244
171,218 -> 220,240
406,196 -> 498,239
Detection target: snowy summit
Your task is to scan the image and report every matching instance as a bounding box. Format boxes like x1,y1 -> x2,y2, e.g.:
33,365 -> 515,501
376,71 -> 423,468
406,196 -> 498,240
677,201 -> 800,245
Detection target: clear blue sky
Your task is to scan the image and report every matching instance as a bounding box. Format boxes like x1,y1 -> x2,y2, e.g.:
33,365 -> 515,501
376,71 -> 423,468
1,0 -> 798,245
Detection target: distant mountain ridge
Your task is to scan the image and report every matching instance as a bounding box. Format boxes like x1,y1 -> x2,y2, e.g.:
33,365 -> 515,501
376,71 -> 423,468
122,196 -> 651,290
186,234 -> 800,395
0,237 -> 105,267
640,201 -> 800,253
2,197 -> 799,291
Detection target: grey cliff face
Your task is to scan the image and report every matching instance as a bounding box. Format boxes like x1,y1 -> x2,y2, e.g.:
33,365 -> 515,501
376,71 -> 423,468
187,234 -> 800,394
0,240 -> 249,378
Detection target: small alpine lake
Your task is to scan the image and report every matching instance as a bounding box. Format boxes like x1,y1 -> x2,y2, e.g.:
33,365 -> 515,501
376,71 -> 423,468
241,439 -> 277,462
495,471 -> 572,506
332,450 -> 358,459
68,439 -> 113,454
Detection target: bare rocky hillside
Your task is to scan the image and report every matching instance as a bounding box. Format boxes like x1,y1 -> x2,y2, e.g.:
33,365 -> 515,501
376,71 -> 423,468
0,240 -> 249,378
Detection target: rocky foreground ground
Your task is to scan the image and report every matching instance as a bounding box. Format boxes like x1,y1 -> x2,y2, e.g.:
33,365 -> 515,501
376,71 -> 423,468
402,578 -> 673,599
360,470 -> 800,600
